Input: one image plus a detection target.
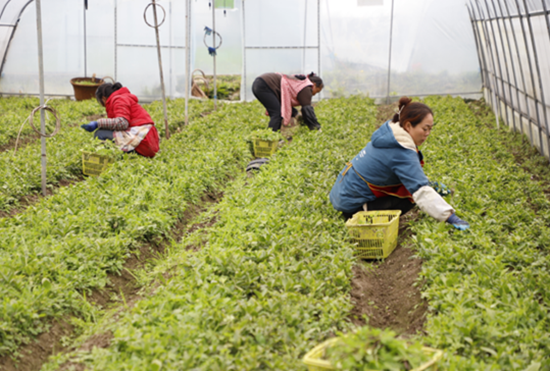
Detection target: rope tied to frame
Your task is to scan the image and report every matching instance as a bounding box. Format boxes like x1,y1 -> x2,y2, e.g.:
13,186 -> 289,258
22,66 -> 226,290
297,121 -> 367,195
203,26 -> 223,57
14,103 -> 60,155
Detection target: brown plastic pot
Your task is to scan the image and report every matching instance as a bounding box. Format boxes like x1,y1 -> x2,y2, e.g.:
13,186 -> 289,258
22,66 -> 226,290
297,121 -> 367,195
70,77 -> 104,101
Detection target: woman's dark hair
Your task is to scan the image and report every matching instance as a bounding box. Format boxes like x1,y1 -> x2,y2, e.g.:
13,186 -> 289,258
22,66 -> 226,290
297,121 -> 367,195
294,72 -> 323,88
95,82 -> 123,105
391,96 -> 433,128
307,72 -> 323,88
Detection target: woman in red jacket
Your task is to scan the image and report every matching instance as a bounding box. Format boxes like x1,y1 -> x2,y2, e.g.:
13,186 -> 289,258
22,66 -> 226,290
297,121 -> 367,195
80,82 -> 160,158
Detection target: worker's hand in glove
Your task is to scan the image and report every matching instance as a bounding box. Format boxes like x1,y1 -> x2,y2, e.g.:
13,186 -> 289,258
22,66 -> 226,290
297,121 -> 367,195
429,180 -> 453,196
446,213 -> 469,230
81,121 -> 98,132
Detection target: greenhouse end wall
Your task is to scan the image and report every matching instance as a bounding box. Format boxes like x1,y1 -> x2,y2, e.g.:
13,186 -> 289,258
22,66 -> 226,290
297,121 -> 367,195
0,0 -> 481,102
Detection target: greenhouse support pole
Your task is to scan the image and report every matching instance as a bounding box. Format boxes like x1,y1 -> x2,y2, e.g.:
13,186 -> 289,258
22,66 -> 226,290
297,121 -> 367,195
303,0 -> 307,73
317,0 -> 321,101
522,0 -> 549,156
35,0 -> 47,196
496,0 -> 523,133
185,0 -> 190,125
466,4 -> 487,91
514,0 -> 541,149
540,0 -> 550,159
212,0 -> 217,109
480,0 -> 506,126
489,0 -> 514,129
502,0 -> 531,139
475,1 -> 501,130
241,0 -> 247,101
83,0 -> 87,77
114,0 -> 118,80
385,0 -> 395,104
152,0 -> 170,139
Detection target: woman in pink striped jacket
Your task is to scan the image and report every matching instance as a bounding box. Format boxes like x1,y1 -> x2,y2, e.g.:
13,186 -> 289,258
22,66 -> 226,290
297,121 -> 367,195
252,72 -> 323,132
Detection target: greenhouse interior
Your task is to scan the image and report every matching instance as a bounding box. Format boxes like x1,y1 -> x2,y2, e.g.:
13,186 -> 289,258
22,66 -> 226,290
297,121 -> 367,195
1,0 -> 550,370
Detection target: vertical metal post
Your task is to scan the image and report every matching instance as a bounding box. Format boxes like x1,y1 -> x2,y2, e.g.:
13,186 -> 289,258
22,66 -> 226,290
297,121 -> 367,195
212,0 -> 217,109
241,0 -> 246,101
317,0 -> 321,101
83,0 -> 87,77
539,0 -> 550,159
467,3 -> 487,93
521,0 -> 548,154
385,0 -> 395,104
480,0 -> 506,126
185,0 -> 190,125
303,0 -> 307,74
495,0 -> 522,133
514,0 -> 540,147
475,1 -> 501,128
489,0 -> 514,129
502,0 -> 531,138
114,0 -> 117,81
35,0 -> 47,196
169,2 -> 172,97
152,0 -> 170,139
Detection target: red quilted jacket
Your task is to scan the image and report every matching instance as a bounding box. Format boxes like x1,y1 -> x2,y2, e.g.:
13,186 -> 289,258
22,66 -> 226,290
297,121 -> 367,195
105,87 -> 160,158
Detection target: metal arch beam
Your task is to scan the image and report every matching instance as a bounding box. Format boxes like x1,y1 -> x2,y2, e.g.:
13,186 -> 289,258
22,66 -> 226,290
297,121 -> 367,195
0,0 -> 33,77
521,0 -> 549,156
502,0 -> 533,139
514,0 -> 542,149
467,2 -> 488,97
489,0 -> 515,130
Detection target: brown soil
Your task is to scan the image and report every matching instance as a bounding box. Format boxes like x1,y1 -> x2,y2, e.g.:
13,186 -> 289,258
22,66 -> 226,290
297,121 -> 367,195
349,210 -> 428,336
348,104 -> 428,336
0,178 -> 84,219
0,191 -> 222,371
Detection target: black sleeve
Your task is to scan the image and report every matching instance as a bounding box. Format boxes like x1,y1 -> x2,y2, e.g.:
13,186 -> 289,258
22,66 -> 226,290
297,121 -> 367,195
296,87 -> 313,106
291,107 -> 298,117
301,105 -> 321,130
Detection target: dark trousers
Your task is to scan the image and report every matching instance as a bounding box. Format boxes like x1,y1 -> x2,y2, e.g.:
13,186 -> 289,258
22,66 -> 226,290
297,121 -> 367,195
342,196 -> 415,220
94,129 -> 114,141
252,77 -> 282,132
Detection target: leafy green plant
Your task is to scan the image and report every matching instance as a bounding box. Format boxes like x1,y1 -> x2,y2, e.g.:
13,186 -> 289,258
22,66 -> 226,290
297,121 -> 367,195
326,327 -> 434,371
0,98 -> 214,212
248,128 -> 284,142
0,100 -> 263,358
42,96 -> 379,370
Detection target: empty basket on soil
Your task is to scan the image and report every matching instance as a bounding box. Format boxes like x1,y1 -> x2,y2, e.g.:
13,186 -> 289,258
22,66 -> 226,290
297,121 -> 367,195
345,210 -> 401,259
302,337 -> 443,371
253,139 -> 278,158
82,151 -> 114,176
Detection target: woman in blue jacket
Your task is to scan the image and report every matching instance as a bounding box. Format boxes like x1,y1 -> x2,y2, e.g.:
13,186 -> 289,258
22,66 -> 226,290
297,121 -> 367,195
329,96 -> 469,230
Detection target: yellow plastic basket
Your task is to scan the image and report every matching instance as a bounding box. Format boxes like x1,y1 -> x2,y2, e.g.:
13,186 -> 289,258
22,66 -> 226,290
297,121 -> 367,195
303,337 -> 443,371
82,151 -> 114,176
345,210 -> 401,259
253,139 -> 278,158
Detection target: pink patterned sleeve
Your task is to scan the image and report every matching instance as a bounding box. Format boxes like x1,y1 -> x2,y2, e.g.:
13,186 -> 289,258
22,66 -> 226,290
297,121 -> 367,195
97,117 -> 130,131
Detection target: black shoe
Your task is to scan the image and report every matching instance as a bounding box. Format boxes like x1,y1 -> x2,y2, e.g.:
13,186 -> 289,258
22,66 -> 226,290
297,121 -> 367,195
307,123 -> 321,131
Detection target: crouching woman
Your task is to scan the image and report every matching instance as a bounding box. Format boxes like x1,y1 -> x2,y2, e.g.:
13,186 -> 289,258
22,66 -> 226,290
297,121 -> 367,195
329,96 -> 469,230
81,82 -> 160,158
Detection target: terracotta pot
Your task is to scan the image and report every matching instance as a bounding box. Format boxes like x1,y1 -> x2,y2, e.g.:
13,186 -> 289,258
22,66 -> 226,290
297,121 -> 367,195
70,77 -> 104,101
